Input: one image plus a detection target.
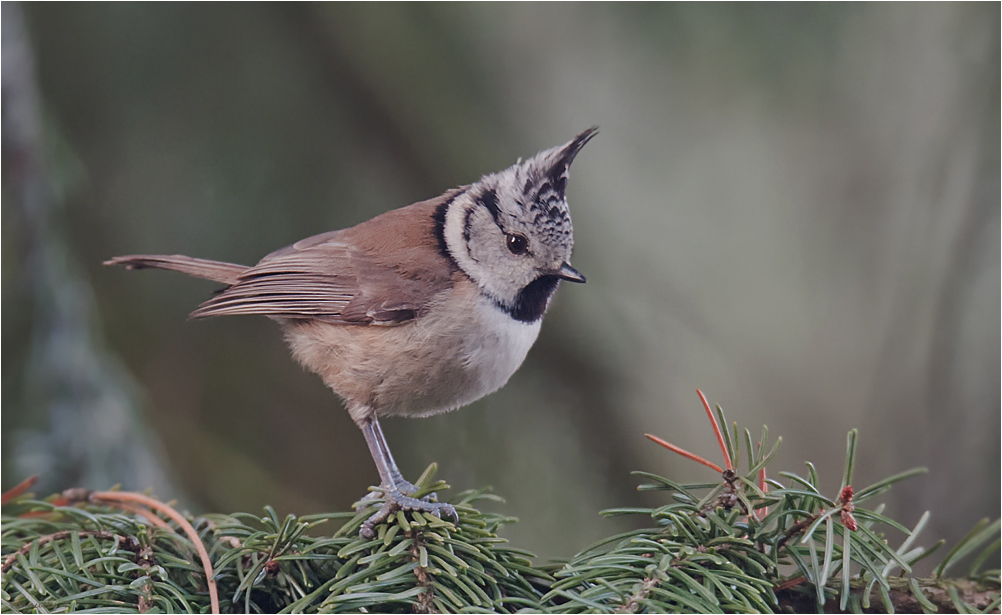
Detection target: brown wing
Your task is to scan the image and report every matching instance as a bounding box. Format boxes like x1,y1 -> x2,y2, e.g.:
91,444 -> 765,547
189,195 -> 458,325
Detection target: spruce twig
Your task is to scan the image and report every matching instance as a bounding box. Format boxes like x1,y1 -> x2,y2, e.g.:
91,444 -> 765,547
1,469 -> 549,613
545,391 -> 1000,614
2,392 -> 998,613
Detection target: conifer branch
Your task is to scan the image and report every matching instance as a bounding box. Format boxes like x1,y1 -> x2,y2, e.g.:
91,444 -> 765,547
775,576 -> 1000,613
2,395 -> 998,613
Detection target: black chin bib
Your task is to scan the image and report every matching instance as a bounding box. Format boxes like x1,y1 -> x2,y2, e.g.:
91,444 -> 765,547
493,275 -> 560,323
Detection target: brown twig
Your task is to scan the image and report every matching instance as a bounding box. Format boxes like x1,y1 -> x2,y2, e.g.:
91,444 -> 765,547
89,491 -> 219,614
408,529 -> 438,614
616,575 -> 661,614
2,476 -> 39,505
645,433 -> 724,473
774,575 -> 808,592
111,501 -> 173,531
697,389 -> 733,470
776,514 -> 819,552
775,576 -> 1000,613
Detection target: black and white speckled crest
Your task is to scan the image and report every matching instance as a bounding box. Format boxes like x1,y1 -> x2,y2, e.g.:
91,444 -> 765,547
495,127 -> 597,258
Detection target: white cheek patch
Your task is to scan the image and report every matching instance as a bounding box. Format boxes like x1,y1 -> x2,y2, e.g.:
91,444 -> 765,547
443,199 -> 482,275
443,195 -> 521,304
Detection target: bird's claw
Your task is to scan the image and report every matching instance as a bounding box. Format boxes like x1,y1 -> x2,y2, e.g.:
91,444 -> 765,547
359,489 -> 457,538
353,479 -> 433,511
389,479 -> 438,501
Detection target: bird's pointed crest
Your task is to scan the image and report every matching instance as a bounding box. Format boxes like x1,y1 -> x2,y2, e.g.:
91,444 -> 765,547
536,127 -> 598,196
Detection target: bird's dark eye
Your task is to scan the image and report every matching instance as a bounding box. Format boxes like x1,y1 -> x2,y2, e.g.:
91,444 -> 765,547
506,233 -> 528,255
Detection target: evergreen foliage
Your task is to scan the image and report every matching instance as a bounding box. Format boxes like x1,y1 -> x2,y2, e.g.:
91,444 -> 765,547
1,466 -> 550,613
2,408 -> 999,614
541,424 -> 999,613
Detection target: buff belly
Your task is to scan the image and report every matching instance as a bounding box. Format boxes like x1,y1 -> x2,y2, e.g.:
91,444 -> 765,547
280,286 -> 541,424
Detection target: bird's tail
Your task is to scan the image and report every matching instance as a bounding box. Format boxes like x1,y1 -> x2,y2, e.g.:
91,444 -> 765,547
104,254 -> 248,285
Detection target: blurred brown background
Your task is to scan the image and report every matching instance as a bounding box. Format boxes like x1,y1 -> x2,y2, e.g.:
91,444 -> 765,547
3,3 -> 998,563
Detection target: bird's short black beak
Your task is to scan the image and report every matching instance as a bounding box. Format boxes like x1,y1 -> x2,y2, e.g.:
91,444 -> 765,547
557,262 -> 586,283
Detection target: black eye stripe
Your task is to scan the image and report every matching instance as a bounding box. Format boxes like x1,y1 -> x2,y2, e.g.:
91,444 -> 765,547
477,190 -> 504,230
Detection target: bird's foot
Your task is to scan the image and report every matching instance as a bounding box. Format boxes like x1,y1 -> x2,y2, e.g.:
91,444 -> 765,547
354,479 -> 437,510
359,489 -> 457,539
391,476 -> 439,501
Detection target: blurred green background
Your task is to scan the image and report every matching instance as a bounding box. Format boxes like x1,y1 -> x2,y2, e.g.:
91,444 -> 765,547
3,3 -> 998,563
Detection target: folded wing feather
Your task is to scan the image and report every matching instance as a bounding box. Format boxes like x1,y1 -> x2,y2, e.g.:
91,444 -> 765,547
109,196 -> 455,326
189,198 -> 454,325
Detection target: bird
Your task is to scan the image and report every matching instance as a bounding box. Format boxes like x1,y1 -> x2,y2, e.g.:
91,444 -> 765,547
105,128 -> 595,536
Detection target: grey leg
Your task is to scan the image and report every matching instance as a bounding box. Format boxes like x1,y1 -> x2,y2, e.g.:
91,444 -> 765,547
371,418 -> 437,500
360,417 -> 396,487
358,416 -> 457,538
369,417 -> 412,491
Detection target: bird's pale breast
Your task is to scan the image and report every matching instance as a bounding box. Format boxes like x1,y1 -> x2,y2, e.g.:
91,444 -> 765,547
281,278 -> 541,424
